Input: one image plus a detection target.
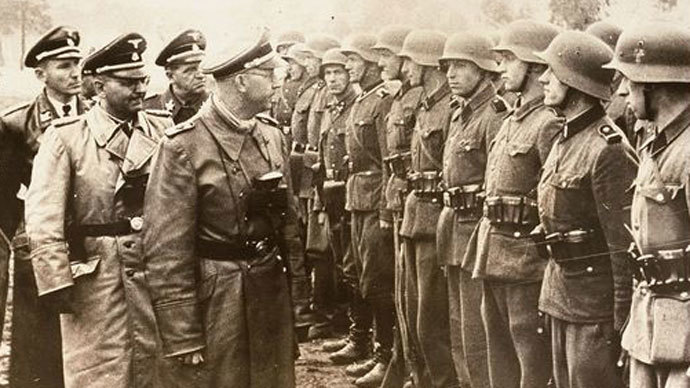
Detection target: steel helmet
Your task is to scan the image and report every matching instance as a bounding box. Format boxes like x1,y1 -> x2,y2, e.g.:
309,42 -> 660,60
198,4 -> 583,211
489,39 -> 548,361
340,33 -> 380,63
282,43 -> 309,67
603,22 -> 690,84
398,29 -> 447,67
439,32 -> 499,73
303,34 -> 341,59
320,48 -> 348,70
275,30 -> 305,51
585,21 -> 622,52
492,20 -> 560,64
536,30 -> 615,101
372,25 -> 413,55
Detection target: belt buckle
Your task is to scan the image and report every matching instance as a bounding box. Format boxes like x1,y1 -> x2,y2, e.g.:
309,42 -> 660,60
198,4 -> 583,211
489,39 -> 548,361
129,217 -> 144,232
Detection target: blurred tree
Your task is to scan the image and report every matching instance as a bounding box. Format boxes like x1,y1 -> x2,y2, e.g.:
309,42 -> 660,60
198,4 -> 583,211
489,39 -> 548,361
548,0 -> 606,29
0,0 -> 52,68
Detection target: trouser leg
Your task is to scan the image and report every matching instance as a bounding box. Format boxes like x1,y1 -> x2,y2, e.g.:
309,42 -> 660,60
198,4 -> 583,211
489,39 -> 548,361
482,281 -> 521,388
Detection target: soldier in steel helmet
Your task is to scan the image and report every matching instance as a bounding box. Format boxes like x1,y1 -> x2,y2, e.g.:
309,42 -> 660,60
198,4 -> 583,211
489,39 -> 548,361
604,22 -> 690,388
397,29 -> 459,388
275,30 -> 306,56
468,20 -> 561,388
535,30 -> 637,388
436,30 -> 506,388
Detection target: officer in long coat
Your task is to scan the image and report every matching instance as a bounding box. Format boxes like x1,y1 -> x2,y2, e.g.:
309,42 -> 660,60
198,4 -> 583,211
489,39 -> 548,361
25,33 -> 175,388
536,30 -> 636,388
0,25 -> 89,388
469,20 -> 561,388
604,23 -> 690,388
143,30 -> 298,387
144,29 -> 209,123
436,32 -> 505,388
397,30 -> 459,388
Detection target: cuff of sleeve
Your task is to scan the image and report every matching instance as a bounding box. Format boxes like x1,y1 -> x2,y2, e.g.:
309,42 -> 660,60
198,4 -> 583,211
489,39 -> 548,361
154,299 -> 206,357
30,242 -> 74,297
614,302 -> 631,333
379,209 -> 393,223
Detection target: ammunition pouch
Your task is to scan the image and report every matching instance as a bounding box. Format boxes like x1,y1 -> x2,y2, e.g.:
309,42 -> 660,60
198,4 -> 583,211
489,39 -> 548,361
322,180 -> 346,224
628,243 -> 690,293
383,151 -> 412,178
408,171 -> 443,203
442,184 -> 484,219
542,229 -> 608,271
483,195 -> 538,228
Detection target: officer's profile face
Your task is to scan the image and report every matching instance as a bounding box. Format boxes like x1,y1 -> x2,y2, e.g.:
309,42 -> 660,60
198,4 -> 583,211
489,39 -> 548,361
303,55 -> 321,78
624,79 -> 649,120
539,67 -> 568,107
95,74 -> 149,119
323,65 -> 349,95
401,58 -> 423,87
377,49 -> 403,81
81,74 -> 97,100
497,51 -> 529,92
445,59 -> 484,98
236,68 -> 276,111
286,58 -> 305,80
35,58 -> 83,98
345,53 -> 367,83
166,61 -> 207,98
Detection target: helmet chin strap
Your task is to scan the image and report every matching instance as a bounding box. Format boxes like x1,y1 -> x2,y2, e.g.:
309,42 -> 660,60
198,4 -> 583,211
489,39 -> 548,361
641,84 -> 655,121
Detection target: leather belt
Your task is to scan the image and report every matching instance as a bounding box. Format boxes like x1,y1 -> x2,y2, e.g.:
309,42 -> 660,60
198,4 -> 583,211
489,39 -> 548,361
629,243 -> 690,292
325,168 -> 347,182
531,228 -> 608,270
483,195 -> 538,227
383,151 -> 412,177
443,184 -> 484,216
292,142 -> 317,153
407,171 -> 443,203
71,217 -> 144,237
197,238 -> 276,261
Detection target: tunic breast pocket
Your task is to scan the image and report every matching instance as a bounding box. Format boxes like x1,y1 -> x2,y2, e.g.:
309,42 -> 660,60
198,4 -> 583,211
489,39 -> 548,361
547,172 -> 588,221
420,127 -> 445,159
355,119 -> 378,150
507,141 -> 532,157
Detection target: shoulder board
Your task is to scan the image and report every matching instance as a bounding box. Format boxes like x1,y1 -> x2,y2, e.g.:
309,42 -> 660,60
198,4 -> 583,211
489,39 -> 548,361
165,121 -> 195,137
598,125 -> 621,144
377,87 -> 391,99
256,113 -> 279,127
144,93 -> 161,102
1,101 -> 31,117
145,108 -> 172,118
52,115 -> 82,128
490,96 -> 508,113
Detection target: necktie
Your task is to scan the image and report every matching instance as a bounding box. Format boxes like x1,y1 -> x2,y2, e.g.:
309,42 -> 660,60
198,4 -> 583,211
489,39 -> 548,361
62,104 -> 72,117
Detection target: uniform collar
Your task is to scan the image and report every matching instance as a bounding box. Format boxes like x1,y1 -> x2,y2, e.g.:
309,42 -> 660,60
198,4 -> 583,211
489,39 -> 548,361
45,91 -> 77,118
421,82 -> 451,111
326,85 -> 357,116
297,76 -> 322,97
512,94 -> 544,121
203,95 -> 257,161
451,80 -> 494,123
560,104 -> 605,141
89,103 -> 150,147
643,103 -> 690,157
356,80 -> 385,102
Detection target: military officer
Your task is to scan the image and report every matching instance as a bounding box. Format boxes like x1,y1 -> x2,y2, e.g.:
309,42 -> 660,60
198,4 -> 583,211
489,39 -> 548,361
436,31 -> 505,388
144,29 -> 209,123
469,20 -> 561,388
328,33 -> 396,388
535,30 -> 636,388
276,30 -> 306,55
144,29 -> 298,387
397,30 -> 459,388
604,23 -> 690,388
308,48 -> 358,342
25,32 -> 176,388
0,25 -> 89,388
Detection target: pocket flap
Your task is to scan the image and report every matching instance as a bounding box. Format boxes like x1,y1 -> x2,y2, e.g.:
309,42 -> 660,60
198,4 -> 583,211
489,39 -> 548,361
70,256 -> 101,280
455,138 -> 481,153
422,126 -> 443,139
638,185 -> 670,204
508,142 -> 532,156
549,172 -> 584,189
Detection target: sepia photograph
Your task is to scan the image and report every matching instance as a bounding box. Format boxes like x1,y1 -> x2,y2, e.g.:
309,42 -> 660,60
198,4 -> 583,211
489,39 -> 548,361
0,0 -> 690,387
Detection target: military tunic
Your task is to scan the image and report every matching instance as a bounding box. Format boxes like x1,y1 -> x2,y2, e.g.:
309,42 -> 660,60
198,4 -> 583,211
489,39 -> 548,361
144,86 -> 209,124
0,89 -> 88,388
537,105 -> 635,388
144,96 -> 296,388
436,81 -> 504,388
399,83 -> 458,388
622,104 -> 690,387
271,75 -> 304,129
470,95 -> 561,388
25,104 -> 173,388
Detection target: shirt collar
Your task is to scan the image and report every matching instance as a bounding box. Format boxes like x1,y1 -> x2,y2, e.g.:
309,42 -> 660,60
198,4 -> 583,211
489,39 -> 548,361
45,91 -> 77,118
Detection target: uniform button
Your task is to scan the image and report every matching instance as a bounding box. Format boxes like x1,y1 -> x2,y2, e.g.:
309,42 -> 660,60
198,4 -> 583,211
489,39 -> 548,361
656,193 -> 664,201
682,292 -> 689,298
125,269 -> 135,277
129,217 -> 144,232
513,231 -> 521,238
330,145 -> 335,150
586,266 -> 593,273
464,145 -> 471,151
124,241 -> 135,249
537,327 -> 544,334
239,191 -> 245,198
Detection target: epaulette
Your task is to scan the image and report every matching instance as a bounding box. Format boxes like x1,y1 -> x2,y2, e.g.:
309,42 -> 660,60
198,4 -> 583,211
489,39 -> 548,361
52,115 -> 82,128
165,121 -> 195,137
598,125 -> 621,144
145,108 -> 172,118
1,101 -> 31,117
490,96 -> 508,113
256,113 -> 279,127
377,87 -> 390,99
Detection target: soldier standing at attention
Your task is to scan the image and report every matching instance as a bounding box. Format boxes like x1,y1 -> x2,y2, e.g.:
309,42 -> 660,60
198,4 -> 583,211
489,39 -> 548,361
605,23 -> 690,388
144,29 -> 209,124
397,29 -> 459,388
327,34 -> 395,388
436,31 -> 505,388
535,30 -> 636,388
469,20 -> 561,388
0,25 -> 89,388
272,43 -> 309,136
25,32 -> 176,387
144,29 -> 298,387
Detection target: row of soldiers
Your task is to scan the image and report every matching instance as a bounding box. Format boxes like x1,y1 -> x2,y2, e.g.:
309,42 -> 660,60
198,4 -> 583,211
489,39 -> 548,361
271,18 -> 690,388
